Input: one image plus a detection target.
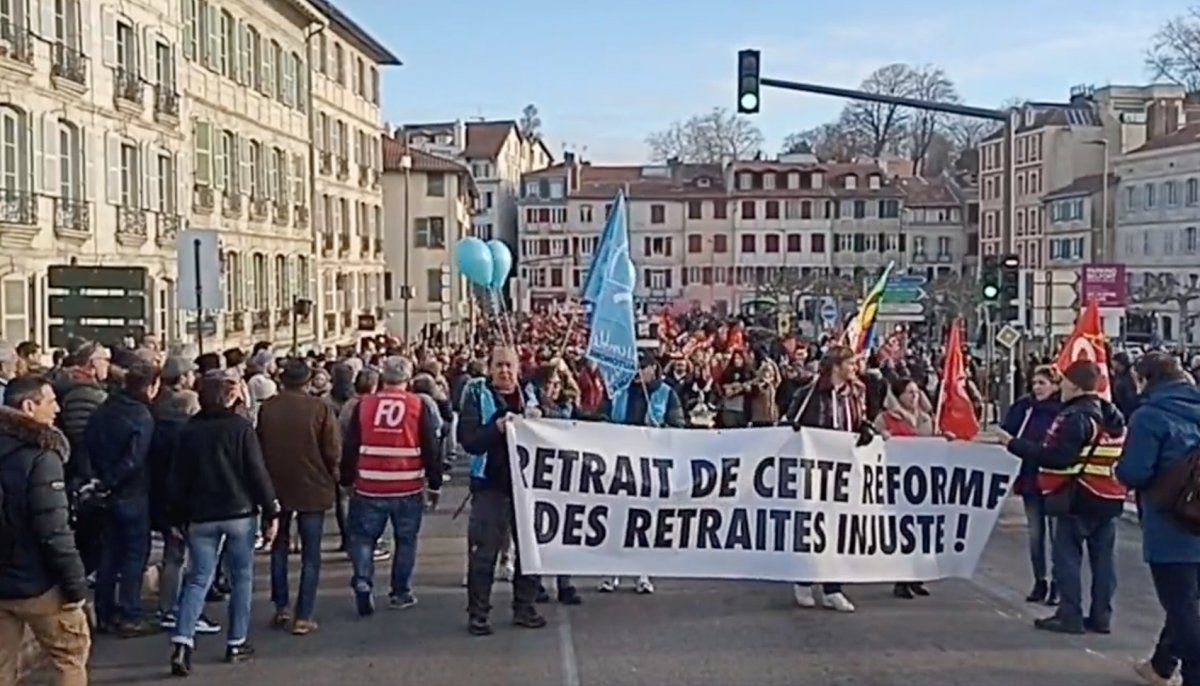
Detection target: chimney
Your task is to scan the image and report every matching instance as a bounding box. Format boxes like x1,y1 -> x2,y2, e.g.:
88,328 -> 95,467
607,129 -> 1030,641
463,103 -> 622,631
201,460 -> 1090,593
564,152 -> 580,192
1146,99 -> 1184,141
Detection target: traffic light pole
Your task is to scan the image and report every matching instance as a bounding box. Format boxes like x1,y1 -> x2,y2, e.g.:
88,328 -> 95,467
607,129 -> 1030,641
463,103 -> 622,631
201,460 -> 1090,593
758,77 -> 1008,122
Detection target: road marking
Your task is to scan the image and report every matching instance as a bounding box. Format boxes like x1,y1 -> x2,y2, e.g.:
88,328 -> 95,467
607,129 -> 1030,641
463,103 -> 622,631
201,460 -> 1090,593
558,605 -> 581,686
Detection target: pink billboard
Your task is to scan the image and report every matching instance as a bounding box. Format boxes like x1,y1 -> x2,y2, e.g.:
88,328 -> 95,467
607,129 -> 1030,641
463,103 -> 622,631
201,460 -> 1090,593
1081,264 -> 1127,308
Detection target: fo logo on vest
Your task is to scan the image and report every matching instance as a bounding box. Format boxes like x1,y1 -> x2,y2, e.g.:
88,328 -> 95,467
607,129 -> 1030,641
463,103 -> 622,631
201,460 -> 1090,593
373,399 -> 408,428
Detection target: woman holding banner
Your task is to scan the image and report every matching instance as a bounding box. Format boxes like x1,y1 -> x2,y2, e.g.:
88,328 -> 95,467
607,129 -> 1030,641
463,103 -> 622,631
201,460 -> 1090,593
1000,365 -> 1063,607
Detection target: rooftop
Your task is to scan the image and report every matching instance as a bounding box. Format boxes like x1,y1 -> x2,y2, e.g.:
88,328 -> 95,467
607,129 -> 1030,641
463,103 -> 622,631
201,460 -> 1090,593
1127,124 -> 1200,154
308,0 -> 401,65
382,137 -> 471,176
896,177 -> 959,206
1043,173 -> 1117,199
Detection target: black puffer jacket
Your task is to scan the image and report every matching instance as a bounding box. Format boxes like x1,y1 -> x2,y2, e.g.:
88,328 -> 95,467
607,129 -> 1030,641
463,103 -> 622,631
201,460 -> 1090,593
168,407 -> 280,526
0,408 -> 87,602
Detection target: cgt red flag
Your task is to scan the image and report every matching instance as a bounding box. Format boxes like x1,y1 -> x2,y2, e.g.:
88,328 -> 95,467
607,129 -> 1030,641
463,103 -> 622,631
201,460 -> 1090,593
937,319 -> 980,440
1055,299 -> 1111,401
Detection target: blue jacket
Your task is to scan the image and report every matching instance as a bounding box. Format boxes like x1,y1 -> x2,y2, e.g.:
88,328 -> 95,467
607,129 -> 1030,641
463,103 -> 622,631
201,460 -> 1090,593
1116,380 -> 1200,564
83,390 -> 155,502
601,381 -> 685,428
1001,393 -> 1062,495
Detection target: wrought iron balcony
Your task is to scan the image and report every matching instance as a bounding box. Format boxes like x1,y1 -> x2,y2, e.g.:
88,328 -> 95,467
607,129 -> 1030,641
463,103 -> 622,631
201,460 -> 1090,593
338,232 -> 350,256
54,198 -> 89,235
337,157 -> 350,180
0,189 -> 36,225
153,85 -> 180,118
275,308 -> 291,329
193,185 -> 215,213
155,212 -> 181,247
51,43 -> 86,85
113,67 -> 143,105
116,205 -> 147,243
252,309 -> 270,332
272,200 -> 290,226
321,231 -> 334,254
319,151 -> 333,175
250,198 -> 270,220
221,191 -> 242,218
0,20 -> 33,65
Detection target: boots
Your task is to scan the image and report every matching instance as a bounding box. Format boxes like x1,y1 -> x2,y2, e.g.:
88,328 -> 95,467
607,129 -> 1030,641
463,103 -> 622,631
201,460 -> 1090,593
170,643 -> 192,677
1026,579 -> 1048,603
1045,582 -> 1059,606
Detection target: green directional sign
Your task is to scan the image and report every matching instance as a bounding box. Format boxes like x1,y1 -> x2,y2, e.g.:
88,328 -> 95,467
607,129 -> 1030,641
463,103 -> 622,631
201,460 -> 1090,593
881,275 -> 928,304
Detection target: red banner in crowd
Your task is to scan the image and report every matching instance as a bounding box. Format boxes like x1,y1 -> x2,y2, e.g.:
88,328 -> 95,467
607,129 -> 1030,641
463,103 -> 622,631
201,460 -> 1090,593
936,319 -> 979,440
1055,300 -> 1111,401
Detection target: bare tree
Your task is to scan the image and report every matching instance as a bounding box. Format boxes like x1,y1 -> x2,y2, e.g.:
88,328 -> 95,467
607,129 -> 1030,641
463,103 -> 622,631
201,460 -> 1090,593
519,104 -> 542,140
946,117 -> 995,153
905,65 -> 959,175
780,122 -> 869,161
1146,7 -> 1200,92
1131,273 -> 1200,344
841,64 -> 918,158
646,108 -> 764,163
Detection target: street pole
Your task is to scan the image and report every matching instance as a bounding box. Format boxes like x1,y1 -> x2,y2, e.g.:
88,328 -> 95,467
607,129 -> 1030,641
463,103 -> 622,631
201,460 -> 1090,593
401,156 -> 412,342
193,238 -> 204,355
291,296 -> 298,357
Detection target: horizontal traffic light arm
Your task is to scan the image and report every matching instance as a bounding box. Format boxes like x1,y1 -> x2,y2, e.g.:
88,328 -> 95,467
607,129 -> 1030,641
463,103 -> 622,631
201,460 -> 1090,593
758,77 -> 1008,121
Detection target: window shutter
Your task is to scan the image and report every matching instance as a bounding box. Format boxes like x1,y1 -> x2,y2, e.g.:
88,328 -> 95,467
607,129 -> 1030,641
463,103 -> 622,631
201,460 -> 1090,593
239,137 -> 250,196
40,0 -> 55,38
265,149 -> 276,200
82,127 -> 94,202
181,0 -> 194,61
104,133 -> 120,205
193,120 -> 211,186
296,56 -> 306,112
213,131 -> 226,191
206,4 -> 218,70
146,144 -> 160,211
238,22 -> 251,85
101,5 -> 116,66
142,28 -> 157,82
38,113 -> 57,194
292,154 -> 304,204
282,55 -> 294,107
279,153 -> 289,202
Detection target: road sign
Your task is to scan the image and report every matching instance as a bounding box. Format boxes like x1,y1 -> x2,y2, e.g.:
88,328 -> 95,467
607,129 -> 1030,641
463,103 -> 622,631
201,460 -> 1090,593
882,274 -> 929,304
878,302 -> 924,315
995,324 -> 1021,349
177,229 -> 222,311
819,299 -> 838,326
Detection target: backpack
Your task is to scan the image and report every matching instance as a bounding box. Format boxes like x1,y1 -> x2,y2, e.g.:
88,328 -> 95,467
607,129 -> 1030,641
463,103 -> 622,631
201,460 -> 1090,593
1147,450 -> 1200,535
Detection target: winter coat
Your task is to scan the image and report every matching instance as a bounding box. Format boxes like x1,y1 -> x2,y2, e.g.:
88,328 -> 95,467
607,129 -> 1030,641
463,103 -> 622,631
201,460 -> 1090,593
56,374 -> 107,484
256,389 -> 341,513
1001,393 -> 1063,496
83,390 -> 155,502
0,408 -> 87,602
1116,380 -> 1200,564
457,380 -> 524,493
169,407 -> 280,525
148,405 -> 189,532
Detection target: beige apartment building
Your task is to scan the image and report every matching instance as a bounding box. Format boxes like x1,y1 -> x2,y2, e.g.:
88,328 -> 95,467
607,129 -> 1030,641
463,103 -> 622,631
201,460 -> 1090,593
0,0 -> 184,349
380,136 -> 475,342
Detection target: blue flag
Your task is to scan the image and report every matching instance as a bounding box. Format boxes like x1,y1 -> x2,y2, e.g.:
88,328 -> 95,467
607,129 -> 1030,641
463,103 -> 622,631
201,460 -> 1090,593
580,192 -> 627,305
584,194 -> 638,394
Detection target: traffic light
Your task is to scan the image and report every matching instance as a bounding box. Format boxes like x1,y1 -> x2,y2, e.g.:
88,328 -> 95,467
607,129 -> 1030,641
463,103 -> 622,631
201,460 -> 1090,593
737,49 -> 760,114
1000,254 -> 1020,323
980,255 -> 1000,303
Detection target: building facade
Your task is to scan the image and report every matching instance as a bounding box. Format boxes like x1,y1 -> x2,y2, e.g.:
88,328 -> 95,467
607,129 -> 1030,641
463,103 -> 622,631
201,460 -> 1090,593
380,136 -> 475,342
0,0 -> 397,354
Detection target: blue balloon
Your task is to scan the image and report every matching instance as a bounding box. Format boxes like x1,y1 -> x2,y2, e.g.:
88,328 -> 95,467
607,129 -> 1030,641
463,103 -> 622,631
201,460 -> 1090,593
487,239 -> 513,289
456,237 -> 494,287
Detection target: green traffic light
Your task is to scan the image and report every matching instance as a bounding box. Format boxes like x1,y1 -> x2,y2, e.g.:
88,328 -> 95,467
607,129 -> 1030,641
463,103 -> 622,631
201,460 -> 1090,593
740,92 -> 759,112
982,284 -> 999,300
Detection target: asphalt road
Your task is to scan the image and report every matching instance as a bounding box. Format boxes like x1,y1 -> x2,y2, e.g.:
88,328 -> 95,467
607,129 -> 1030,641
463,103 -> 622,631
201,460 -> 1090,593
81,490 -> 1164,686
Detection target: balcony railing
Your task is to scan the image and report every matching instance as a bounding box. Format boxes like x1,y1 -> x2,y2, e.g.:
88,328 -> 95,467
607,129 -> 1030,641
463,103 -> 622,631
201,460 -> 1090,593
275,308 -> 291,329
116,205 -> 147,242
321,231 -> 333,254
294,205 -> 309,227
336,157 -> 349,180
51,43 -> 86,85
0,20 -> 34,65
113,67 -> 142,105
272,200 -> 290,226
250,198 -> 270,220
0,189 -> 36,225
53,198 -> 89,235
338,233 -> 350,256
155,212 -> 181,247
193,185 -> 215,213
319,151 -> 333,175
225,311 -> 244,334
221,192 -> 242,218
252,309 -> 270,332
153,85 -> 180,118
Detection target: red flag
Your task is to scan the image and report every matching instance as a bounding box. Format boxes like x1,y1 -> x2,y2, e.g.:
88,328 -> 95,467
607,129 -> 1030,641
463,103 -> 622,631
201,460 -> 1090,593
1055,299 -> 1111,401
936,319 -> 980,440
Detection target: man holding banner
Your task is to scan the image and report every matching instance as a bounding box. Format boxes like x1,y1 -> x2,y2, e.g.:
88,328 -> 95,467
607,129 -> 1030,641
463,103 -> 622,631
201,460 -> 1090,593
457,347 -> 545,636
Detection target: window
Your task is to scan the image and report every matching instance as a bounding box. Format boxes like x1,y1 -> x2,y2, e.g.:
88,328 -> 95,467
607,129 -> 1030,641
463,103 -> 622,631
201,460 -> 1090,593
415,217 -> 445,248
1189,179 -> 1199,206
738,172 -> 752,190
741,200 -> 756,219
291,53 -> 305,111
1166,230 -> 1176,254
281,48 -> 296,107
248,140 -> 262,198
1,278 -> 28,342
200,1 -> 216,70
786,234 -> 802,252
215,129 -> 234,191
765,200 -> 779,220
426,269 -> 443,303
483,191 -> 493,209
800,200 -> 813,220
765,234 -> 780,253
370,66 -> 380,104
264,39 -> 279,97
157,153 -> 175,213
119,142 -> 138,207
741,234 -> 756,253
1189,227 -> 1198,254
763,173 -> 775,190
193,120 -> 211,185
843,175 -> 856,190
579,204 -> 592,222
115,19 -> 136,73
57,120 -> 82,200
937,236 -> 951,256
879,200 -> 899,218
218,9 -> 232,76
643,236 -> 672,257
868,174 -> 881,190
713,234 -> 727,253
335,121 -> 347,158
852,200 -> 866,219
1167,180 -> 1180,206
1146,183 -> 1156,208
713,201 -> 727,219
292,154 -> 305,206
687,200 -> 702,220
650,204 -> 665,224
333,42 -> 345,85
245,25 -> 260,89
688,234 -> 702,253
182,0 -> 196,60
271,147 -> 287,201
1125,185 -> 1136,212
913,236 -> 926,256
811,234 -> 825,253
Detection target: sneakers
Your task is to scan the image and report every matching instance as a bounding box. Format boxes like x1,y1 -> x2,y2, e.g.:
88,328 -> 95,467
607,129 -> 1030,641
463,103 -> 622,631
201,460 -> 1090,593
270,609 -> 291,630
468,616 -> 493,636
388,593 -> 418,610
170,643 -> 192,677
822,592 -> 856,613
291,619 -> 318,636
1133,659 -> 1180,686
355,589 -> 375,617
225,643 -> 256,663
793,585 -> 816,609
158,612 -> 177,631
195,615 -> 222,635
635,576 -> 655,594
597,577 -> 618,593
1033,615 -> 1085,635
372,547 -> 391,562
512,610 -> 547,629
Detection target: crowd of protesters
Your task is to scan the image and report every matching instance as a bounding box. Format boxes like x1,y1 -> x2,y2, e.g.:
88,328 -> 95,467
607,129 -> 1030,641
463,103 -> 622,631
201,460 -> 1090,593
3,309 -> 1200,684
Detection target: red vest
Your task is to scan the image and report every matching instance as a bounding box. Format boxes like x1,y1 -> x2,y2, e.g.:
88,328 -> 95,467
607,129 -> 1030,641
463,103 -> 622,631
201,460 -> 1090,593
355,390 -> 425,498
882,411 -> 918,437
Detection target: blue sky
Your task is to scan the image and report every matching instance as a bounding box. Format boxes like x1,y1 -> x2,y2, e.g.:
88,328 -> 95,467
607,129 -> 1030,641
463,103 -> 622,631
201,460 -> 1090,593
338,0 -> 1188,163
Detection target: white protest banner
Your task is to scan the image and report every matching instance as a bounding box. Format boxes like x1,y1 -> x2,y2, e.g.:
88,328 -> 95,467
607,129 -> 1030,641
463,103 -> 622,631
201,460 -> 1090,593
507,419 -> 1018,583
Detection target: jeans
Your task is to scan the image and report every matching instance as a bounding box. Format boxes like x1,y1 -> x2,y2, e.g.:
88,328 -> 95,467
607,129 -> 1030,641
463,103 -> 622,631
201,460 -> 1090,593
1052,514 -> 1117,626
467,489 -> 539,619
94,496 -> 151,625
172,516 -> 257,648
1150,563 -> 1200,685
271,511 -> 326,620
348,494 -> 424,597
159,534 -> 187,616
335,486 -> 351,551
1023,494 -> 1055,582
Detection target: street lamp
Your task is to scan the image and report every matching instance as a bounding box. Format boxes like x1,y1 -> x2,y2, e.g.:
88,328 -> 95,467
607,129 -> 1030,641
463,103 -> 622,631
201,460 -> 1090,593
1087,139 -> 1111,261
399,153 -> 412,341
